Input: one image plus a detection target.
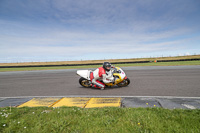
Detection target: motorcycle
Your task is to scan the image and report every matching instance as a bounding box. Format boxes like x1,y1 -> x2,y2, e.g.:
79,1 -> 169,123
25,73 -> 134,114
77,67 -> 130,88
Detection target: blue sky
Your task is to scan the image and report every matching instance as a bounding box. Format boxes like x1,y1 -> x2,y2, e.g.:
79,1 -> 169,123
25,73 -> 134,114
0,0 -> 200,63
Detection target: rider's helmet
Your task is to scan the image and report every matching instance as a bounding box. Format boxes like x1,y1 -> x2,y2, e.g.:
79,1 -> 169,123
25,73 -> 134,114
103,62 -> 112,71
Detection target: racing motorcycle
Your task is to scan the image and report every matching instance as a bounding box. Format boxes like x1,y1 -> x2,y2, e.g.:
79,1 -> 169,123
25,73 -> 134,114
77,67 -> 130,88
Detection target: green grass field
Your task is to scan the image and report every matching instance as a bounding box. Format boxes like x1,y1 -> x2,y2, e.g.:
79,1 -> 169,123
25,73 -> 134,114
0,60 -> 200,72
0,107 -> 199,133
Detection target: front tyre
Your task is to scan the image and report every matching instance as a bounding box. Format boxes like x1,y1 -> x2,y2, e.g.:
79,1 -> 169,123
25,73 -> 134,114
117,78 -> 130,87
79,77 -> 91,88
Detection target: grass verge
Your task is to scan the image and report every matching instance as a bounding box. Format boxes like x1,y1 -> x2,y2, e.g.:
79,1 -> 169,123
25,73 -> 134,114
0,60 -> 200,72
0,107 -> 200,133
1,55 -> 200,67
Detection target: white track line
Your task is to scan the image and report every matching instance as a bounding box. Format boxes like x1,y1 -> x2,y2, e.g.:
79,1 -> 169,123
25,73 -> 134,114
182,104 -> 196,109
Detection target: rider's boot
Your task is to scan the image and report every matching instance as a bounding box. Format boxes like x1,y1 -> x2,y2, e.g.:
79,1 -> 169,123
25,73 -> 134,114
100,87 -> 105,90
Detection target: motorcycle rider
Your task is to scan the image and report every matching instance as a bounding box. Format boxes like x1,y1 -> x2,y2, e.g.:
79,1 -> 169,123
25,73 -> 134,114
90,62 -> 114,90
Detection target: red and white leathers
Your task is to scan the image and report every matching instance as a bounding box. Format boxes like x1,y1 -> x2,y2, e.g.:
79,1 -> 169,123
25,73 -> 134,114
90,67 -> 113,88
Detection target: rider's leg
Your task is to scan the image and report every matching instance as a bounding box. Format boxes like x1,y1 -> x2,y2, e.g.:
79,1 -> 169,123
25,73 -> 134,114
92,79 -> 105,89
90,72 -> 105,89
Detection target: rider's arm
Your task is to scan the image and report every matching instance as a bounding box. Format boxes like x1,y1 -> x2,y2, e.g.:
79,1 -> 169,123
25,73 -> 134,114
102,74 -> 112,83
105,70 -> 114,80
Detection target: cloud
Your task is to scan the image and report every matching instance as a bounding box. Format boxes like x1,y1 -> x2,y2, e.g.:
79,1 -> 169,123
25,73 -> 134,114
0,0 -> 200,62
1,24 -> 198,57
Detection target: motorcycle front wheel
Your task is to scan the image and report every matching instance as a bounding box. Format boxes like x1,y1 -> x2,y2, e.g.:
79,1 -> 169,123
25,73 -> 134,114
79,77 -> 91,88
117,78 -> 130,87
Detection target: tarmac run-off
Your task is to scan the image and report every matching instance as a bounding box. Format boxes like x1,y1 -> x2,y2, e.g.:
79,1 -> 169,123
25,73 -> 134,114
0,65 -> 200,109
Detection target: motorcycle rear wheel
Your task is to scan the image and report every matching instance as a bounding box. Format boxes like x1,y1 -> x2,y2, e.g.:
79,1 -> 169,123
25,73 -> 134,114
79,77 -> 91,88
117,78 -> 130,87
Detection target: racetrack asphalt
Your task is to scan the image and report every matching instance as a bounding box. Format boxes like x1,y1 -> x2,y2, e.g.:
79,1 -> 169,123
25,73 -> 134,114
0,65 -> 200,98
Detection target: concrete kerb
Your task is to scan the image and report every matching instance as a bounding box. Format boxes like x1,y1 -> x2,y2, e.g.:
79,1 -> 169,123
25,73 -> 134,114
0,98 -> 33,108
122,97 -> 200,109
0,96 -> 200,109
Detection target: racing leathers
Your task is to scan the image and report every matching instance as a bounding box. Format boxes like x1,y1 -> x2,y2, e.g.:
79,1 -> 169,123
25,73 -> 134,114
90,67 -> 113,89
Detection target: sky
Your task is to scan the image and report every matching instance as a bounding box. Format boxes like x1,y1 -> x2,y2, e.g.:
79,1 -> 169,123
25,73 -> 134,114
0,0 -> 200,63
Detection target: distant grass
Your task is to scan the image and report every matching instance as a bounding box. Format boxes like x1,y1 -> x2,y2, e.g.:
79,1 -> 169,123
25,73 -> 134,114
0,60 -> 200,72
1,55 -> 200,67
0,107 -> 199,133
116,60 -> 200,67
0,65 -> 100,72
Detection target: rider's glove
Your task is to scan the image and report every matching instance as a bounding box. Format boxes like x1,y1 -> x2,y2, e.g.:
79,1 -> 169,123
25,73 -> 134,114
111,65 -> 115,68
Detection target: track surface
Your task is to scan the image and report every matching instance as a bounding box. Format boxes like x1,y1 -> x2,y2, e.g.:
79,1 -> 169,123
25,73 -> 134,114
0,66 -> 200,97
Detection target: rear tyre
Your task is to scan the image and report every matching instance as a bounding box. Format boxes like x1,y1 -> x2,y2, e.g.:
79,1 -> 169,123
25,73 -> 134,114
79,77 -> 91,88
117,78 -> 130,87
